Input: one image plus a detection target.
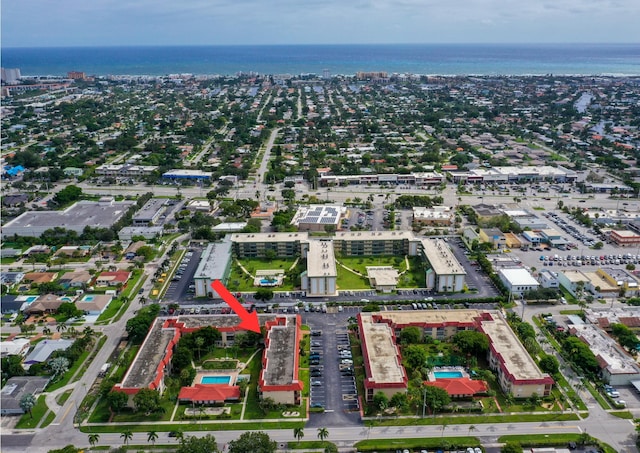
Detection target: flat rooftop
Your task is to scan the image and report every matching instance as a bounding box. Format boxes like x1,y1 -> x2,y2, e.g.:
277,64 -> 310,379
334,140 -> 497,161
133,198 -> 167,222
120,314 -> 279,390
1,200 -> 135,236
230,232 -> 309,243
499,268 -> 539,286
262,316 -> 299,386
479,314 -> 547,381
367,266 -> 399,286
193,237 -> 233,280
334,230 -> 414,241
374,309 -> 481,326
359,313 -> 405,385
572,322 -> 640,375
306,240 -> 336,278
421,238 -> 466,276
291,205 -> 345,226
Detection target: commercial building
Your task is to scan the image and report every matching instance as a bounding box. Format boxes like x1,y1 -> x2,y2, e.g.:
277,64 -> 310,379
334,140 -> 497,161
498,268 -> 540,297
118,226 -> 164,241
319,171 -> 445,187
162,169 -> 212,180
358,310 -> 552,400
421,238 -> 466,292
301,240 -> 337,297
290,205 -> 346,232
569,322 -> 640,386
610,230 -> 640,247
479,228 -> 506,249
447,165 -> 577,184
1,200 -> 135,239
95,164 -> 158,178
412,206 -> 453,226
193,238 -> 233,298
132,198 -> 167,226
596,267 -> 639,296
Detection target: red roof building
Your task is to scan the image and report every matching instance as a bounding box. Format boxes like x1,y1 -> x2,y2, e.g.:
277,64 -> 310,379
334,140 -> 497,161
95,271 -> 131,287
178,384 -> 241,405
424,378 -> 488,398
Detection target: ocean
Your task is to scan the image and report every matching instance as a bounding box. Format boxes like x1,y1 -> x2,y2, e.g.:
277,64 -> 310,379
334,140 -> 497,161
2,43 -> 639,77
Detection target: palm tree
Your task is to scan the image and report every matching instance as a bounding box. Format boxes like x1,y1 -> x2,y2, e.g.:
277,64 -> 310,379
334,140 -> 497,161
120,430 -> 133,445
88,433 -> 100,450
147,431 -> 158,446
174,430 -> 184,443
293,427 -> 304,444
56,323 -> 67,333
317,427 -> 329,442
441,422 -> 448,438
195,336 -> 205,361
19,393 -> 36,418
42,326 -> 51,336
468,425 -> 477,436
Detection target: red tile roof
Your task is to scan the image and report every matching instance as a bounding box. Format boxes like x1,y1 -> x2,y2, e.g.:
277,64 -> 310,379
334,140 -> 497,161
178,384 -> 240,403
424,378 -> 488,396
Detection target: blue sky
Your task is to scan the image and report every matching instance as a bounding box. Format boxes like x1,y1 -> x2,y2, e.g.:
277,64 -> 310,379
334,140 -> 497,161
2,0 -> 639,47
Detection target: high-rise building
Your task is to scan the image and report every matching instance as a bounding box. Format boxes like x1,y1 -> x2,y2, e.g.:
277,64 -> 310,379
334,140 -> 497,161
67,71 -> 86,80
1,68 -> 21,84
322,68 -> 331,79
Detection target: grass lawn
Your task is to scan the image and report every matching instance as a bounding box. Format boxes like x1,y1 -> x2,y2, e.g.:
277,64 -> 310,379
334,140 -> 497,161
56,390 -> 73,406
339,256 -> 406,275
41,410 -> 55,428
498,433 -> 616,453
355,436 -> 480,451
288,441 -> 337,450
336,266 -> 370,290
371,412 -> 580,426
46,348 -> 91,392
226,262 -> 297,292
237,257 -> 297,274
16,395 -> 49,429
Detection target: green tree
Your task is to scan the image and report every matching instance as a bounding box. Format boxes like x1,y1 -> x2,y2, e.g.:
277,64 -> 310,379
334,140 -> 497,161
228,431 -> 276,453
53,185 -> 83,206
87,433 -> 100,450
48,356 -> 70,378
254,288 -> 274,302
403,344 -> 428,371
293,426 -> 304,444
390,392 -> 409,411
106,391 -> 128,414
176,434 -> 220,453
373,391 -> 389,412
147,431 -> 158,446
20,393 -> 36,418
501,442 -> 523,453
317,427 -> 329,442
423,385 -> 451,414
133,388 -> 161,414
399,326 -> 422,345
452,330 -> 489,356
539,355 -> 560,376
120,430 -> 133,446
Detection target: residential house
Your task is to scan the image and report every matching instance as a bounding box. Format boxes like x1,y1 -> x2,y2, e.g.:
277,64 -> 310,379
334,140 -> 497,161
95,271 -> 131,287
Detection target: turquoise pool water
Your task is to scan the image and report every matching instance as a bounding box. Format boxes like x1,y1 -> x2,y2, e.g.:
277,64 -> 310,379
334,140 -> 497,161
60,297 -> 72,302
201,375 -> 231,385
25,296 -> 38,303
83,296 -> 95,302
434,371 -> 463,379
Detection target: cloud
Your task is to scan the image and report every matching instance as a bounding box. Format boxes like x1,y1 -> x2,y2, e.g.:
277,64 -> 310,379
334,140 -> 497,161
2,0 -> 639,46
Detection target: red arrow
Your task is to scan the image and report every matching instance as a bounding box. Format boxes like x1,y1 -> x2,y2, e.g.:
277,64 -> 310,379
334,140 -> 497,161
211,280 -> 261,333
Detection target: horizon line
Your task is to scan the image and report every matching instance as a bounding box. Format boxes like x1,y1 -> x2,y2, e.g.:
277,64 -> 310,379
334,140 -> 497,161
3,42 -> 640,50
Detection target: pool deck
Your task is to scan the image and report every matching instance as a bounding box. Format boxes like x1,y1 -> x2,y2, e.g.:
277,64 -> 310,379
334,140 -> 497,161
195,370 -> 239,386
428,366 -> 469,382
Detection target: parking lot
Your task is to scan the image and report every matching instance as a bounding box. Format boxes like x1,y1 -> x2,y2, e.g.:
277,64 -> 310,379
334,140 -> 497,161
163,248 -> 201,303
303,310 -> 362,427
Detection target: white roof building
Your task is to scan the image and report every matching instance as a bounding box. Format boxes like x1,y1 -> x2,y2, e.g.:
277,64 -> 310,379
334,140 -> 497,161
498,268 -> 540,296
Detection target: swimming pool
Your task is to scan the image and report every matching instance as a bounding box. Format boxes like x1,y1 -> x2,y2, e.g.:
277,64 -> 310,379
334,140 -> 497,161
201,375 -> 231,385
83,296 -> 95,302
434,371 -> 464,379
25,296 -> 38,303
60,297 -> 73,302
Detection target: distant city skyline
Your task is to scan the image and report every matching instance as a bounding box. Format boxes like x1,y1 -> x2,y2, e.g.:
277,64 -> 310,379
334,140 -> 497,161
2,0 -> 639,48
